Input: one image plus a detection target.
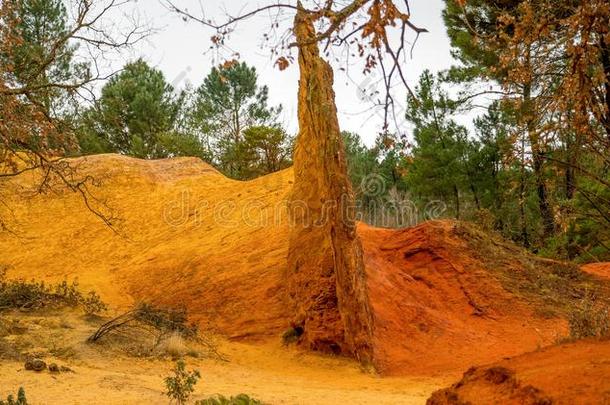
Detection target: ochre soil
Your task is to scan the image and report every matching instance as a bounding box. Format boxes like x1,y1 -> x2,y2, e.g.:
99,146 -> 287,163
360,222 -> 566,376
0,310 -> 447,404
582,262 -> 610,279
1,154 -> 294,338
427,338 -> 610,405
1,154 -> 608,403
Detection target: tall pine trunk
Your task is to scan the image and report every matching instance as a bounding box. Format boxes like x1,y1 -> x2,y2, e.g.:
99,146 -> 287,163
519,135 -> 530,248
523,80 -> 555,239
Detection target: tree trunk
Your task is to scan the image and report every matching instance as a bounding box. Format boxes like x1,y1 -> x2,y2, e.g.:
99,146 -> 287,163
532,148 -> 555,236
468,178 -> 481,211
600,35 -> 610,142
523,82 -> 555,238
453,185 -> 460,219
285,7 -> 374,363
519,135 -> 530,248
564,132 -> 576,200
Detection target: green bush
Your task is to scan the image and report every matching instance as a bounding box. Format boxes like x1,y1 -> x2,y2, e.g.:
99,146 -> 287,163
136,303 -> 198,339
81,291 -> 108,316
164,360 -> 200,404
0,268 -> 106,315
195,394 -> 264,405
0,387 -> 27,405
281,325 -> 303,345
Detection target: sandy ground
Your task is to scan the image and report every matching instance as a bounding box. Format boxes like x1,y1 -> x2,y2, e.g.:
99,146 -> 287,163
0,311 -> 448,405
428,338 -> 610,405
0,351 -> 446,405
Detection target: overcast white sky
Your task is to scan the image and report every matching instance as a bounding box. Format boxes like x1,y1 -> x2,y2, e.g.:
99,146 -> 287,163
112,0 -> 455,146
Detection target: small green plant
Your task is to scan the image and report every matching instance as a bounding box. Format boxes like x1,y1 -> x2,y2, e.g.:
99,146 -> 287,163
136,303 -> 198,339
81,291 -> 108,316
569,292 -> 610,339
164,360 -> 201,404
0,387 -> 27,405
0,269 -> 106,315
195,394 -> 264,405
281,324 -> 303,345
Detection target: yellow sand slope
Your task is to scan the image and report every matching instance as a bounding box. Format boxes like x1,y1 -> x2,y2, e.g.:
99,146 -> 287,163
1,154 -> 293,338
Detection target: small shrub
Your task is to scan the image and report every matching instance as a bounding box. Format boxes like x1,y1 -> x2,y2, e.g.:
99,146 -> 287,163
164,360 -> 200,405
0,269 -> 106,315
88,303 -> 225,361
196,394 -> 264,405
0,387 -> 27,405
81,291 -> 108,316
136,303 -> 198,339
88,303 -> 197,344
53,279 -> 82,306
569,292 -> 610,339
281,325 -> 303,345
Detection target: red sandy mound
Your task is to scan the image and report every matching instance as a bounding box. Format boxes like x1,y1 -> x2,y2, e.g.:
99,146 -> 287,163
2,154 -> 607,377
360,222 -> 567,376
427,339 -> 610,404
582,262 -> 610,279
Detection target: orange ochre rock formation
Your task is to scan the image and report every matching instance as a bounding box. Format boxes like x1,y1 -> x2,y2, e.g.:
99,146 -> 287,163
2,153 -> 596,377
427,339 -> 610,405
287,7 -> 373,362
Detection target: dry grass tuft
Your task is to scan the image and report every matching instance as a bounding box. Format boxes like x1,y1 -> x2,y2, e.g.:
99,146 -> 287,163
159,333 -> 188,359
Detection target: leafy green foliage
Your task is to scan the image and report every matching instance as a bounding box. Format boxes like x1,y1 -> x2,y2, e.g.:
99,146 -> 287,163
0,387 -> 27,405
156,132 -> 209,161
78,59 -> 201,159
442,0 -> 505,84
404,70 -> 470,219
343,131 -> 383,197
439,0 -> 610,259
236,126 -> 292,179
342,131 -> 411,226
0,0 -> 89,162
164,360 -> 201,405
0,268 -> 106,315
191,62 -> 283,179
77,59 -> 289,180
6,0 -> 86,113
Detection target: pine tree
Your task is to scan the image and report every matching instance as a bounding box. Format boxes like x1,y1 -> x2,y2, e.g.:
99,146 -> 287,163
9,0 -> 87,113
79,59 -> 197,158
404,70 -> 470,219
191,62 -> 281,178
